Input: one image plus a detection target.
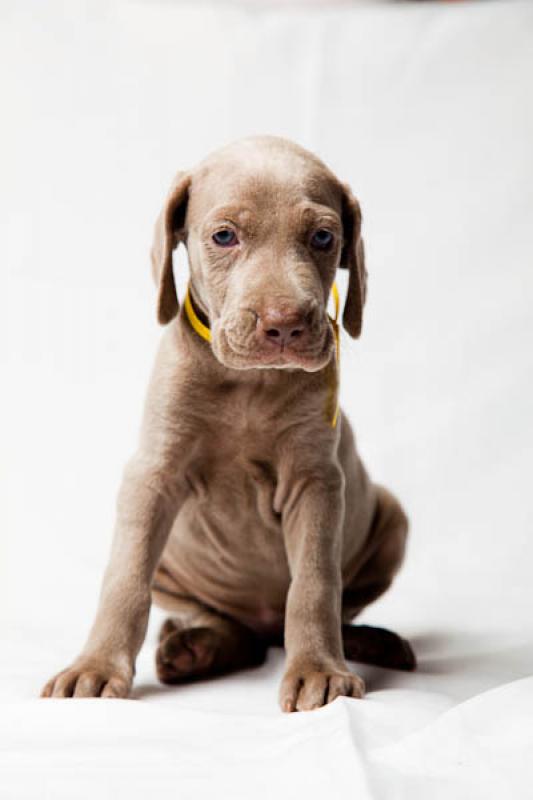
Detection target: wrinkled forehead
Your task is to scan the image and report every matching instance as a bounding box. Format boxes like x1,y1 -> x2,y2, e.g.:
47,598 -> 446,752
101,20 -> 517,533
185,153 -> 342,229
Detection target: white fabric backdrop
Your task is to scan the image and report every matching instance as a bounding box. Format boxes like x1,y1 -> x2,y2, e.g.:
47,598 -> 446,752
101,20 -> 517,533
2,0 -> 533,797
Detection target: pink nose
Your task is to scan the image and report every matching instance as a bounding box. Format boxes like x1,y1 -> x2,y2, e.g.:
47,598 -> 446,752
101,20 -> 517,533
257,309 -> 308,346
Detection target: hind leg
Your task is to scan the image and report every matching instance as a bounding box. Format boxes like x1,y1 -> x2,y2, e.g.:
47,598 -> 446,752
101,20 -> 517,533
342,486 -> 415,671
152,590 -> 267,684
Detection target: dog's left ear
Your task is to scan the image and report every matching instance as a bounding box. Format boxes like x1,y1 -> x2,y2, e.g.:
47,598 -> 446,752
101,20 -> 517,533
151,171 -> 191,325
339,183 -> 367,338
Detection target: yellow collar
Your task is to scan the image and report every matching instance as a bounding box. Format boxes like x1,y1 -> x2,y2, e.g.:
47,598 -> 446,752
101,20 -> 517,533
329,283 -> 340,428
184,283 -> 340,427
184,288 -> 212,343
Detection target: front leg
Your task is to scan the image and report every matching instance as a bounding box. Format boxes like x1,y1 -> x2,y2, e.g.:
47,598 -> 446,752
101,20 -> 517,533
279,467 -> 365,712
42,454 -> 186,698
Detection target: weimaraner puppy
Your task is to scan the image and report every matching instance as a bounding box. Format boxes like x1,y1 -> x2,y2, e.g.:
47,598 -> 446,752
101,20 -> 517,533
42,136 -> 414,711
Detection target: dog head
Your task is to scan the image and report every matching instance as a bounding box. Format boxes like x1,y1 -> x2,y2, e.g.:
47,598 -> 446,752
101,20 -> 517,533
151,136 -> 367,372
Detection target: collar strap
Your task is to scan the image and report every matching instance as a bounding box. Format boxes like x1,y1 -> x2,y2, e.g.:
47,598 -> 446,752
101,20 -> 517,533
184,288 -> 211,342
329,283 -> 340,428
184,283 -> 340,427
331,281 -> 340,325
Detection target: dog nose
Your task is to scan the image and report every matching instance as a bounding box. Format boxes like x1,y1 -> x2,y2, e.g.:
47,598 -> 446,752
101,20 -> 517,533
257,309 -> 308,346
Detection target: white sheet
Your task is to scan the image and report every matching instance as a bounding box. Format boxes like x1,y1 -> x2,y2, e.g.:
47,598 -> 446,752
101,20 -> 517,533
2,1 -> 533,797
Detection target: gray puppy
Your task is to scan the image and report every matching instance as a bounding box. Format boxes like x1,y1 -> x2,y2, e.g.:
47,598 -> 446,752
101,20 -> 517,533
42,136 -> 414,711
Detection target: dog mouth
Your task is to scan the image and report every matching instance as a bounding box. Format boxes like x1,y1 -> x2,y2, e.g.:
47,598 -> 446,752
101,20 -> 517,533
212,321 -> 335,373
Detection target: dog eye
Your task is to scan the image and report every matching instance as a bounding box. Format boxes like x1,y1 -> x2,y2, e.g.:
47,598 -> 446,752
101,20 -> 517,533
212,229 -> 238,247
310,229 -> 334,250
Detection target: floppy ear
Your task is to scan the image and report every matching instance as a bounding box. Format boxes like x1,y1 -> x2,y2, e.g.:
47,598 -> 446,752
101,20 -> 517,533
151,172 -> 191,325
339,183 -> 367,339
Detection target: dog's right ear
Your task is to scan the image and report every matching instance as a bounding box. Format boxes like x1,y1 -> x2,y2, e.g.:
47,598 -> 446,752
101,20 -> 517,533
151,172 -> 191,325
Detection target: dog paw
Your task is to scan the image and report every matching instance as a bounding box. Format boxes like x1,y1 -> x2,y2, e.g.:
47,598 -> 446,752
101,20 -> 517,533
156,626 -> 220,684
343,624 -> 417,672
41,658 -> 133,699
279,662 -> 365,712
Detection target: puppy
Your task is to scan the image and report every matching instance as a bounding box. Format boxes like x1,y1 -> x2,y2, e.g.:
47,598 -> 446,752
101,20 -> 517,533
42,136 -> 414,711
